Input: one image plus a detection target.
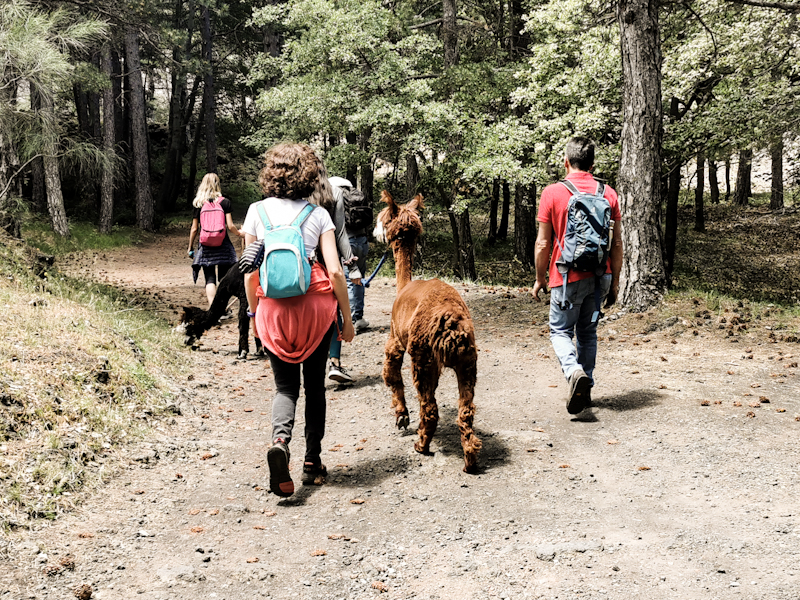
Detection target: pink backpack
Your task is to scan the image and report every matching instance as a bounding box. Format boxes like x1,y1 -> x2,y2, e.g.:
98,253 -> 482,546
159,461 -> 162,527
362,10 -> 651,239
199,198 -> 226,246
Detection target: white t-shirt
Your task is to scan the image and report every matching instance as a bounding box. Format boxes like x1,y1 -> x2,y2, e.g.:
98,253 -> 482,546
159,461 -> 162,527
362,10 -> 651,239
241,198 -> 334,259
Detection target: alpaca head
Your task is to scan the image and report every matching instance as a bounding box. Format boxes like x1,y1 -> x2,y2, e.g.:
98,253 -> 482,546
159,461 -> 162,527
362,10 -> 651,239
374,190 -> 424,251
176,305 -> 210,346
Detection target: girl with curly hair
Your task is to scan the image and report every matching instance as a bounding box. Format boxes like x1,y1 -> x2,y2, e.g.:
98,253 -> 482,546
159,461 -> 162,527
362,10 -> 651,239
242,143 -> 355,497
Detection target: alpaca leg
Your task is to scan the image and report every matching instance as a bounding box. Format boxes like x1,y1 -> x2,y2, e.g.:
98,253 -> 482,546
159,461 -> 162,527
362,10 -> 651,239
455,358 -> 481,473
411,354 -> 440,455
383,335 -> 409,428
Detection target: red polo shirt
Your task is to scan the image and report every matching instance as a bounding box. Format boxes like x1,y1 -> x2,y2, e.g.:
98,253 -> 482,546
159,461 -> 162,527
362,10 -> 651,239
537,171 -> 622,288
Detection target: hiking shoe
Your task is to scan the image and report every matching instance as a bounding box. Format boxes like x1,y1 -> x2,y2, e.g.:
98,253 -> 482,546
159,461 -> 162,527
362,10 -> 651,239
567,368 -> 592,415
328,361 -> 354,384
354,318 -> 369,333
267,439 -> 294,497
301,462 -> 327,486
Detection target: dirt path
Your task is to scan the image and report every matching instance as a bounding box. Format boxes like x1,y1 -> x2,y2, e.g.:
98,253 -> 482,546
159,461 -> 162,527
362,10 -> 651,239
3,231 -> 800,600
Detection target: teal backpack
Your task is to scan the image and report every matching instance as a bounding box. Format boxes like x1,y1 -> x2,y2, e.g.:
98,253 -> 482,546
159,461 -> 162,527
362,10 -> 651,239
255,201 -> 316,299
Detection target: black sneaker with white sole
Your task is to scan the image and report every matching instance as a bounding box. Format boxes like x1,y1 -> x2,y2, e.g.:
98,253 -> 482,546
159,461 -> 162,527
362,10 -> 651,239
328,361 -> 354,384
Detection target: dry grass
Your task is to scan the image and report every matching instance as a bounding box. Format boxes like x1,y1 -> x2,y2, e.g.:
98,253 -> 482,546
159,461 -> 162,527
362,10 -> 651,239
0,234 -> 186,529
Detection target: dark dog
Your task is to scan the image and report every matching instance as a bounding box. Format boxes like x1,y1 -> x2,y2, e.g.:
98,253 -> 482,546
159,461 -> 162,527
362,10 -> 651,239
176,267 -> 264,359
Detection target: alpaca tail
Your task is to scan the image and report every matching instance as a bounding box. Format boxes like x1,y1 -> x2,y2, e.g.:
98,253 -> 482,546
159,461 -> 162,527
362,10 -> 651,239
435,310 -> 475,368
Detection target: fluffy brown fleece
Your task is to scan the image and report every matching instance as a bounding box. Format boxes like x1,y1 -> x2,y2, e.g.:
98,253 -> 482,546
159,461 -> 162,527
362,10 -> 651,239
375,190 -> 481,473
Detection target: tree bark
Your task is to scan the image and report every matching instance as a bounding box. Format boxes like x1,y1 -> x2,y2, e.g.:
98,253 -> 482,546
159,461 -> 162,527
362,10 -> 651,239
708,158 -> 719,204
345,132 -> 358,184
187,94 -> 205,206
100,43 -> 116,234
442,0 -> 459,69
616,0 -> 667,310
29,88 -> 47,214
358,129 -> 373,202
487,178 -> 499,245
73,83 -> 91,138
125,26 -> 154,231
89,53 -> 102,140
694,149 -> 705,233
733,148 -> 752,206
405,152 -> 419,200
513,182 -> 537,269
770,137 -> 784,210
664,97 -> 680,279
498,180 -> 510,240
41,94 -> 70,237
724,156 -> 731,202
202,5 -> 218,173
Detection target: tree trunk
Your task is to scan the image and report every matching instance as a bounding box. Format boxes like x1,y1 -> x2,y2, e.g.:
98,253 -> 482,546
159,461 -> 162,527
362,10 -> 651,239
694,149 -> 705,233
487,178 -> 499,245
616,0 -> 667,311
187,95 -> 205,206
442,0 -> 458,69
100,43 -> 116,234
345,132 -> 357,184
73,83 -> 91,138
456,208 -> 476,280
29,88 -> 47,214
770,137 -> 784,210
498,180 -> 510,240
664,97 -> 680,279
125,26 -> 155,231
733,148 -> 752,206
40,94 -> 70,237
358,129 -> 373,202
708,159 -> 719,204
202,5 -> 218,173
513,182 -> 537,269
724,156 -> 731,202
405,152 -> 419,200
89,53 -> 102,140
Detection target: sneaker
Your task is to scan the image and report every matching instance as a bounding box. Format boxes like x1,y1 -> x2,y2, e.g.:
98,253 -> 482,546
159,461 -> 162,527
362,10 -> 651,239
219,309 -> 233,322
267,439 -> 294,497
354,318 -> 369,333
301,462 -> 327,486
567,368 -> 592,415
328,361 -> 354,384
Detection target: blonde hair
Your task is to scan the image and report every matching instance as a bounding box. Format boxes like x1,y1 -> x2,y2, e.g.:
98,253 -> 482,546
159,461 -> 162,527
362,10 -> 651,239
193,173 -> 222,208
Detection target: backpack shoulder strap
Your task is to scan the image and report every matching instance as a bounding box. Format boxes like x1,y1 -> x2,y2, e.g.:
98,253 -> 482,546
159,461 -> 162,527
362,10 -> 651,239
291,202 -> 315,227
255,201 -> 274,230
595,181 -> 606,198
560,180 -> 580,196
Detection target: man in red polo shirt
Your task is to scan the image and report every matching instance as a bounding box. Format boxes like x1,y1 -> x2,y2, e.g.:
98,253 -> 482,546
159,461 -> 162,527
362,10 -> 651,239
533,137 -> 623,415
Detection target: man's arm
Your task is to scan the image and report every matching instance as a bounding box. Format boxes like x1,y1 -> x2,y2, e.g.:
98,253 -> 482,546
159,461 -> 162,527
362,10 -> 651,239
605,220 -> 623,307
532,221 -> 552,302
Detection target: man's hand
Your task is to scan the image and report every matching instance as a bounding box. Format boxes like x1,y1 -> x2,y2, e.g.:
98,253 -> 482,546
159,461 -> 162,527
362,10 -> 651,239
532,280 -> 548,302
351,278 -> 362,286
604,283 -> 619,308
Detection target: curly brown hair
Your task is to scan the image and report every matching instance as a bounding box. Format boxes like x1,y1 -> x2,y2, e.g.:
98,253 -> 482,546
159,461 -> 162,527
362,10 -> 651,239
258,143 -> 320,200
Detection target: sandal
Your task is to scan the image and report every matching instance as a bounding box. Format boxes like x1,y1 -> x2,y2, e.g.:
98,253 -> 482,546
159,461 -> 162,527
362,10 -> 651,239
301,462 -> 327,486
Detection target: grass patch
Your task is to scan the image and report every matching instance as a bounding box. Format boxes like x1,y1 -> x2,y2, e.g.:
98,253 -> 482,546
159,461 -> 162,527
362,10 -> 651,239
0,232 -> 188,529
22,218 -> 149,257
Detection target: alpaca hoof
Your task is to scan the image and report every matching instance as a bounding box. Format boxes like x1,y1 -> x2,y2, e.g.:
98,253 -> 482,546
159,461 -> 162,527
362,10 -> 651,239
414,441 -> 431,455
463,460 -> 479,474
237,350 -> 248,360
396,414 -> 409,429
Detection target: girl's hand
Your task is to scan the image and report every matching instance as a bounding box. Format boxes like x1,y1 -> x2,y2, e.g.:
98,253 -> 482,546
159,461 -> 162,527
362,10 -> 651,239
341,321 -> 355,343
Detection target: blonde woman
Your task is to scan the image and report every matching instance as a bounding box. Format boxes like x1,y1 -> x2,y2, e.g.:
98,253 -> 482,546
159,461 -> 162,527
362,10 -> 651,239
188,173 -> 244,306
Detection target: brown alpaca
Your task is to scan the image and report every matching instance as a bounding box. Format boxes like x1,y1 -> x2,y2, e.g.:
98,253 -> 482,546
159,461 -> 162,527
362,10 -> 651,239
374,190 -> 481,473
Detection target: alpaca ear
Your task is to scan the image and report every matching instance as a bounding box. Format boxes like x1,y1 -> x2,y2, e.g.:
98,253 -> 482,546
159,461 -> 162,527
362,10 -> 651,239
408,193 -> 424,212
381,190 -> 399,217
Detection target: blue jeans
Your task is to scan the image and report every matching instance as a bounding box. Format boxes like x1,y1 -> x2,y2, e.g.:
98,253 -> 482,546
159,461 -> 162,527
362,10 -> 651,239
346,235 -> 369,321
549,274 -> 612,385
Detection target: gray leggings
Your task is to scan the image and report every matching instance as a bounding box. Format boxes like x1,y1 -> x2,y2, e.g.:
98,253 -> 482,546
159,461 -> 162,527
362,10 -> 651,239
265,323 -> 335,466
